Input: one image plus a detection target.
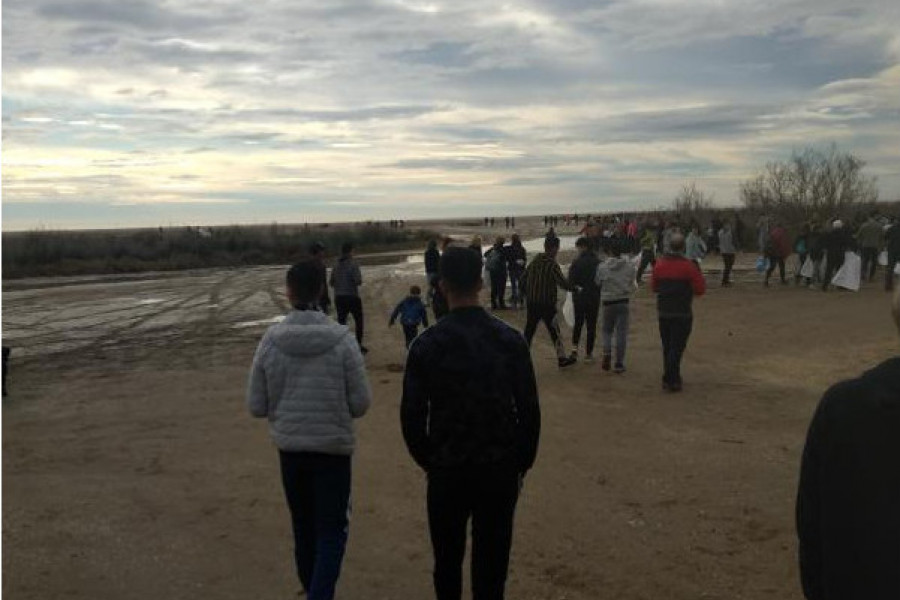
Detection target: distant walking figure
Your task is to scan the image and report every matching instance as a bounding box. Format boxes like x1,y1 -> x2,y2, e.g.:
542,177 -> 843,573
521,237 -> 575,369
796,289 -> 900,600
401,247 -> 540,600
651,233 -> 706,392
247,260 -> 372,600
330,242 -> 367,353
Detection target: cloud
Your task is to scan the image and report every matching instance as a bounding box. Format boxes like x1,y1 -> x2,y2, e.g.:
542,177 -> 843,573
2,0 -> 900,229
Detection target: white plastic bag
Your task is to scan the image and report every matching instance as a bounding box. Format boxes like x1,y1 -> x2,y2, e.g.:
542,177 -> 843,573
878,250 -> 888,267
482,267 -> 491,290
832,252 -> 861,291
562,291 -> 575,327
799,257 -> 815,279
895,262 -> 900,276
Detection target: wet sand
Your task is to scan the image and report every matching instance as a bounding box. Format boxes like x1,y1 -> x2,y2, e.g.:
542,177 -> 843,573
3,220 -> 898,599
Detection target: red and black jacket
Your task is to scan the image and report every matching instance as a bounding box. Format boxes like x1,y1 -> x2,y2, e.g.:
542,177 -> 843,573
650,254 -> 706,318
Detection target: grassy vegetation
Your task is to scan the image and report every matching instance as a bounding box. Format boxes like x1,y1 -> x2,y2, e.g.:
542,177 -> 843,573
2,223 -> 435,279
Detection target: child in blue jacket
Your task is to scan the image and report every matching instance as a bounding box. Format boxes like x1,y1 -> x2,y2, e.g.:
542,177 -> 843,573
389,285 -> 429,348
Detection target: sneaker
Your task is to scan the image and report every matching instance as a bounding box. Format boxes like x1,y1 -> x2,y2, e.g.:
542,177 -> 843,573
558,356 -> 577,369
669,382 -> 683,392
613,363 -> 626,374
601,355 -> 611,371
360,345 -> 369,355
584,354 -> 594,364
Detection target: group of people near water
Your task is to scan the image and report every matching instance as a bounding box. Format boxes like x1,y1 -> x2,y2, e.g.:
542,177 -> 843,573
245,215 -> 900,600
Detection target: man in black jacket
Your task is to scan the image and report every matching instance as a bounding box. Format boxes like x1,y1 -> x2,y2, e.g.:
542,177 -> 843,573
796,288 -> 900,600
567,237 -> 601,362
401,247 -> 540,600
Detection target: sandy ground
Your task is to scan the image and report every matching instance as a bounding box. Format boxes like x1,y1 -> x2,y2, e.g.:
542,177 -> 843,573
3,221 -> 899,600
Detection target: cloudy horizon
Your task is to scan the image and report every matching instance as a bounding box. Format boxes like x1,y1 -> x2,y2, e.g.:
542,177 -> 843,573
3,0 -> 900,231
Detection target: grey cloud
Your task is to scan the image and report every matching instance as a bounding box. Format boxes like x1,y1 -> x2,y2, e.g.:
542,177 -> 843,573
390,42 -> 477,68
36,0 -> 234,30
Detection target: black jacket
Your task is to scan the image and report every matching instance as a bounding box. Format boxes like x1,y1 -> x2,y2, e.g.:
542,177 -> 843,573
797,357 -> 900,600
401,307 -> 540,473
424,247 -> 440,274
568,251 -> 601,298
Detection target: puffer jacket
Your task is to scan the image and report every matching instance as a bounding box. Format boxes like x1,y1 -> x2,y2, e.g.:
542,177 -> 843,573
596,256 -> 637,302
247,309 -> 371,454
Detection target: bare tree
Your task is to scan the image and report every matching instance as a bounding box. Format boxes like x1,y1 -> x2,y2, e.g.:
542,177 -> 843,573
740,145 -> 878,226
672,182 -> 714,225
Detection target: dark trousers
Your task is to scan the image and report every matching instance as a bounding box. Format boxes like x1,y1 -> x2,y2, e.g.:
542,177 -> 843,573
765,256 -> 786,283
887,251 -> 899,291
860,247 -> 879,281
823,253 -> 846,290
523,302 -> 565,358
636,249 -> 655,282
402,323 -> 419,348
572,293 -> 599,355
427,464 -> 520,600
490,271 -> 508,309
335,295 -> 364,344
659,317 -> 693,385
279,452 -> 351,600
721,253 -> 735,284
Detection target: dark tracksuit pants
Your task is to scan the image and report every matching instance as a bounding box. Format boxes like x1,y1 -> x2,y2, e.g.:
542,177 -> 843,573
636,249 -> 655,282
572,292 -> 600,356
427,463 -> 520,600
823,252 -> 846,290
523,302 -> 565,358
335,295 -> 364,344
765,255 -> 786,283
402,323 -> 419,348
860,247 -> 879,281
490,270 -> 508,309
279,452 -> 351,600
721,253 -> 735,285
887,250 -> 899,291
659,317 -> 693,386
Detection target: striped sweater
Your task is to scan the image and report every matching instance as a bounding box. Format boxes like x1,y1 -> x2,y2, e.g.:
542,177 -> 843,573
521,253 -> 570,306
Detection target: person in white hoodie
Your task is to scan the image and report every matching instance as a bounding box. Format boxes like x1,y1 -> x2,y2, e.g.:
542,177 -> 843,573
595,239 -> 637,373
247,259 -> 372,600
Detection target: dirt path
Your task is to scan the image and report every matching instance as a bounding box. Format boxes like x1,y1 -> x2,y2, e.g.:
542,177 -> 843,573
3,253 -> 897,599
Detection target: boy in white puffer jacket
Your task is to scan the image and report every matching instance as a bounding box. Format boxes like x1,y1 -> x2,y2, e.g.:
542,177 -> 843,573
247,259 -> 371,600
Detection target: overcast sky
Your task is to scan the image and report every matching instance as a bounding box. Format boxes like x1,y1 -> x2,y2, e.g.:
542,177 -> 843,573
3,0 -> 899,230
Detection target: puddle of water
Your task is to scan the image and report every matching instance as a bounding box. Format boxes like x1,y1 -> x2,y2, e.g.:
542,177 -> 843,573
137,298 -> 166,305
231,315 -> 285,329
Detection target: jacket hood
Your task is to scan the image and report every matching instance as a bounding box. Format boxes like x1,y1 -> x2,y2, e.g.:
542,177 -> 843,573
605,256 -> 629,271
268,309 -> 351,357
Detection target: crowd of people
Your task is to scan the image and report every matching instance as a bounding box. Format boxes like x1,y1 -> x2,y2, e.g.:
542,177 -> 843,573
245,213 -> 900,600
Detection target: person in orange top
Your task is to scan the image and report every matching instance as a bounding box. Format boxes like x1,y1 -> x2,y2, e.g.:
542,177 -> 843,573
650,233 -> 706,392
765,221 -> 792,286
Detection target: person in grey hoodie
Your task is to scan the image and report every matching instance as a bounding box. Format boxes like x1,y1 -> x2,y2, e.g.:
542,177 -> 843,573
330,242 -> 367,354
595,239 -> 637,373
247,259 -> 372,600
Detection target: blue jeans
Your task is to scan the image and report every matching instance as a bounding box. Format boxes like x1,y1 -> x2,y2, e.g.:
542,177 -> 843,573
279,451 -> 351,600
601,301 -> 630,364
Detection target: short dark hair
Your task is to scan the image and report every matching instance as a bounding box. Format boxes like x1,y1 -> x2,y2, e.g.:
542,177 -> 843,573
341,242 -> 354,255
309,241 -> 325,255
609,238 -> 623,257
410,285 -> 421,296
286,259 -> 324,304
575,236 -> 589,249
544,236 -> 561,251
439,247 -> 482,294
